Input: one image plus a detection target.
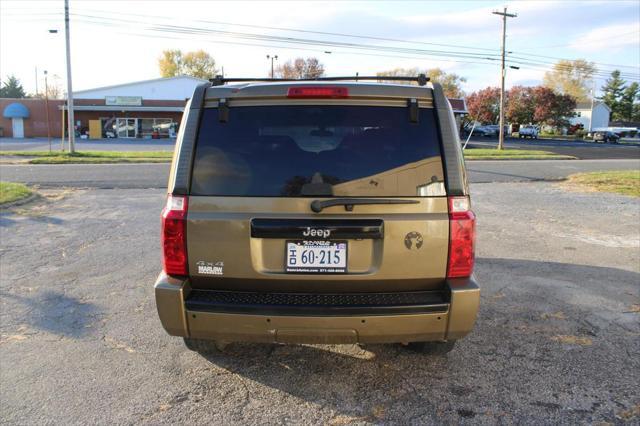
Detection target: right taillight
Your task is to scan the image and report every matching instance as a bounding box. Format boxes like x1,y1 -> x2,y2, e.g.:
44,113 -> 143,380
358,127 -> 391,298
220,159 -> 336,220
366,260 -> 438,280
447,196 -> 476,278
161,195 -> 188,276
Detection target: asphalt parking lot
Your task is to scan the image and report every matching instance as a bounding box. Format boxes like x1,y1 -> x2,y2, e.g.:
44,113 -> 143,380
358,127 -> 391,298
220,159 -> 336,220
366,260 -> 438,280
2,159 -> 639,189
1,182 -> 638,424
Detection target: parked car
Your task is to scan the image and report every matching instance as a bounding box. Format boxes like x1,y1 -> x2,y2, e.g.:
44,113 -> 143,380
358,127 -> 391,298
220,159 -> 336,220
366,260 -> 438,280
518,125 -> 539,139
473,125 -> 496,137
593,131 -> 620,144
155,76 -> 480,356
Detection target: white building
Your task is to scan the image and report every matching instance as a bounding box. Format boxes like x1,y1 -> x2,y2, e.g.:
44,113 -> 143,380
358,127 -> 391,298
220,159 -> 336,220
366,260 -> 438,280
73,76 -> 207,100
68,76 -> 208,139
570,101 -> 611,131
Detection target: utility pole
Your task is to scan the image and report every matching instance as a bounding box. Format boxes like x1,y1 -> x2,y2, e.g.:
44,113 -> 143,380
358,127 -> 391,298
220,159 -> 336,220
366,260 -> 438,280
64,0 -> 75,153
493,7 -> 516,150
266,54 -> 278,78
44,70 -> 52,153
587,79 -> 596,133
35,66 -> 39,96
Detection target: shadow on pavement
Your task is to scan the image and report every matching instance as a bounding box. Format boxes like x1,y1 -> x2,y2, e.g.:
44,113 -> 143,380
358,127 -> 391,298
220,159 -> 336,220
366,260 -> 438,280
0,210 -> 64,227
1,290 -> 99,339
184,258 -> 639,422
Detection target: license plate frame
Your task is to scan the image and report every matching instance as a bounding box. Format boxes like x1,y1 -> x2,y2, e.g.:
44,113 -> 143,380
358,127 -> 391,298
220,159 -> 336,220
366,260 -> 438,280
285,240 -> 348,274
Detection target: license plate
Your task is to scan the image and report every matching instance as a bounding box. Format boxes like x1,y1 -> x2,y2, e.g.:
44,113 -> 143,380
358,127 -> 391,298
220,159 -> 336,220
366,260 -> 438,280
285,240 -> 347,273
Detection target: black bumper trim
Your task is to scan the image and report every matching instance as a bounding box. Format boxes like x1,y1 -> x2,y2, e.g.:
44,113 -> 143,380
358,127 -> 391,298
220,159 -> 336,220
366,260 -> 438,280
251,218 -> 384,240
185,289 -> 449,316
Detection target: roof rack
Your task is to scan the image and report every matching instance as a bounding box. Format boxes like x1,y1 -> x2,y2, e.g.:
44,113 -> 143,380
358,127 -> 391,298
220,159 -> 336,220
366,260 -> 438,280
209,74 -> 429,87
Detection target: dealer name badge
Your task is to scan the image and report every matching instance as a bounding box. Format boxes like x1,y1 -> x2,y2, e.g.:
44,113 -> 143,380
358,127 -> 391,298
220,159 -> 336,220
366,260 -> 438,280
196,260 -> 224,276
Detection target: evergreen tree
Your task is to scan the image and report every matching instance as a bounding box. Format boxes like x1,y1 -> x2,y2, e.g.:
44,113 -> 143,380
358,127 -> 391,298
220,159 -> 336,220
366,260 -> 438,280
0,75 -> 27,98
599,70 -> 626,121
620,82 -> 639,122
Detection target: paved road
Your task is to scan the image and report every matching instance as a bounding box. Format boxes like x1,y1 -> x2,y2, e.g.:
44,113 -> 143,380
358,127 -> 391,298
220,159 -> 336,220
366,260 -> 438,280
1,159 -> 638,189
467,159 -> 640,183
467,137 -> 640,160
3,136 -> 639,159
1,183 -> 638,424
0,137 -> 175,152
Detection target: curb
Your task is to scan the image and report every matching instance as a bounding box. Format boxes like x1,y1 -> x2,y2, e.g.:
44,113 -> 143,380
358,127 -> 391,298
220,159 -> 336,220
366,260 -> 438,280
0,193 -> 40,209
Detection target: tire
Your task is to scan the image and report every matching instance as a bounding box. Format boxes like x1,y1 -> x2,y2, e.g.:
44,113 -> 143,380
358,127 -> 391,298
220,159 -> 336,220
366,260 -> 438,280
405,340 -> 456,355
183,337 -> 226,355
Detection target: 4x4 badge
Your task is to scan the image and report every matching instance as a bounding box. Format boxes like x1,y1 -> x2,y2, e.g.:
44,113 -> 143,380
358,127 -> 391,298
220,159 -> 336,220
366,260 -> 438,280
404,232 -> 423,250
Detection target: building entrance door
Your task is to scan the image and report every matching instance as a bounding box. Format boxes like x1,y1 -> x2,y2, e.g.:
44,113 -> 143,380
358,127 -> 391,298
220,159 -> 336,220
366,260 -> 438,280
12,118 -> 24,138
116,118 -> 137,138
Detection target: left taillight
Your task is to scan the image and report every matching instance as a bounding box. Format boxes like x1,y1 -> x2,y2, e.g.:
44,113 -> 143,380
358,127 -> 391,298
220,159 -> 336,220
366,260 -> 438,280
447,196 -> 476,278
161,195 -> 188,276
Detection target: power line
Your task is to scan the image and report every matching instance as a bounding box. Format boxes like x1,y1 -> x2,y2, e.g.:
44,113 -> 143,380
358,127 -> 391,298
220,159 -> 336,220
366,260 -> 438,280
72,7 -> 504,54
72,13 -> 504,62
5,8 -> 637,74
71,16 -> 503,68
6,8 -> 638,86
71,8 -> 640,72
69,13 -> 640,83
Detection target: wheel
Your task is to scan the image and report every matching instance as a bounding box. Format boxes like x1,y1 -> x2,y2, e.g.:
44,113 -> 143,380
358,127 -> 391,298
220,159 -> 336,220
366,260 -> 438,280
183,337 -> 226,355
405,340 -> 456,355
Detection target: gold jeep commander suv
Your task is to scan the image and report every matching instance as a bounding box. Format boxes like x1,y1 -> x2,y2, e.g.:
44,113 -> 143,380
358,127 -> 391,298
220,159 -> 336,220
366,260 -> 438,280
155,75 -> 479,355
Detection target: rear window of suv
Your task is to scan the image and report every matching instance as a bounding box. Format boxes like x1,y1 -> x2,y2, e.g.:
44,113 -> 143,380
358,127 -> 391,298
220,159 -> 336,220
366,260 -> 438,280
190,105 -> 445,197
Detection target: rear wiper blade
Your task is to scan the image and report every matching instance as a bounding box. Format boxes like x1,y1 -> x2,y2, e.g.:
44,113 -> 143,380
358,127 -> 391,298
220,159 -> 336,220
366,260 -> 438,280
310,198 -> 419,213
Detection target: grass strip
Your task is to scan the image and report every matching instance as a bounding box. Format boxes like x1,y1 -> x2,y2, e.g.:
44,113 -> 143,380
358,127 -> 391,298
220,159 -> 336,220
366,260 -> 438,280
0,182 -> 33,205
565,170 -> 640,197
0,151 -> 172,164
464,148 -> 575,161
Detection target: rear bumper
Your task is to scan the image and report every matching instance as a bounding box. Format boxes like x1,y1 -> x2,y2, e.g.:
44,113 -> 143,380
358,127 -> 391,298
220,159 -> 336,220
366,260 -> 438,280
154,273 -> 480,344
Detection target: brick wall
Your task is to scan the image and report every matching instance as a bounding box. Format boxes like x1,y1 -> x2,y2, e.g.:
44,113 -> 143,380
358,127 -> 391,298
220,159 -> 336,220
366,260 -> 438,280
0,98 -> 65,138
1,98 -> 186,138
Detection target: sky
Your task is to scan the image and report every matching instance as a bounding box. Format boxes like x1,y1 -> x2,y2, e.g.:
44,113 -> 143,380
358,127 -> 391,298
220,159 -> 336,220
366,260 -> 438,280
1,0 -> 639,97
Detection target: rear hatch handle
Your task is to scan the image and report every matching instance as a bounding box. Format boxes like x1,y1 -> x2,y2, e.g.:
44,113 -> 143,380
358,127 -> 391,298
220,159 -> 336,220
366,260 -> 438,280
310,198 -> 419,213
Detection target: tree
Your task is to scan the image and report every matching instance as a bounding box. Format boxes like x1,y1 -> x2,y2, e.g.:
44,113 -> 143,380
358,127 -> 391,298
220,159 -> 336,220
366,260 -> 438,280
30,74 -> 63,100
543,59 -> 596,102
158,49 -> 218,79
182,50 -> 218,80
0,75 -> 27,98
620,81 -> 639,122
158,49 -> 183,78
428,68 -> 467,98
600,70 -> 626,121
275,57 -> 325,79
376,67 -> 467,98
599,70 -> 640,122
531,86 -> 576,127
44,80 -> 63,99
466,87 -> 501,124
505,86 -> 535,124
471,85 -> 576,127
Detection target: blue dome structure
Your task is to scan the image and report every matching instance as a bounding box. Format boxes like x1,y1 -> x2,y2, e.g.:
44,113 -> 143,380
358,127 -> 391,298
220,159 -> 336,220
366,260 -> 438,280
3,103 -> 30,119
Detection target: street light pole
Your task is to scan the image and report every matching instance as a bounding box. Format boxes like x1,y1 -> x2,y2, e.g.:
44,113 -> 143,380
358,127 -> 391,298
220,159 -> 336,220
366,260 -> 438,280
44,70 -> 52,153
493,7 -> 516,151
266,54 -> 278,78
64,0 -> 75,153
